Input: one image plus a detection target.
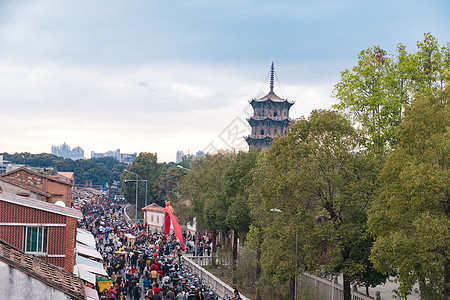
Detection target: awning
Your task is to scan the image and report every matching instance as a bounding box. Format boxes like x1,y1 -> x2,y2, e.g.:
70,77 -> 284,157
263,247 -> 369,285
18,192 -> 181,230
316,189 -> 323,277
77,262 -> 108,277
78,268 -> 96,285
76,254 -> 104,270
85,285 -> 100,300
76,228 -> 96,248
76,243 -> 103,260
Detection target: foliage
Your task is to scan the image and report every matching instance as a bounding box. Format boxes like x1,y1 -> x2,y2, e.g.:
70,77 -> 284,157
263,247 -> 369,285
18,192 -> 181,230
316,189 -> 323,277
333,33 -> 450,149
368,87 -> 450,299
120,152 -> 162,209
1,152 -> 126,185
255,110 -> 384,300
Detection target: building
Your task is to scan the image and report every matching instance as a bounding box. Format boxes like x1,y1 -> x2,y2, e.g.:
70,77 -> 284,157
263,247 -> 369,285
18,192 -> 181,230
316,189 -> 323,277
142,203 -> 165,232
0,155 -> 24,174
245,63 -> 295,149
176,150 -> 185,163
91,149 -> 137,164
119,152 -> 137,164
0,166 -> 74,207
0,239 -> 87,300
0,191 -> 83,273
51,142 -> 85,160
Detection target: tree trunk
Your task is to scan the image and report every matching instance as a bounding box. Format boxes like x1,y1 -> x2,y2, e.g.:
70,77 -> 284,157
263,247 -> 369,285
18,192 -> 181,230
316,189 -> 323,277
343,273 -> 351,300
444,260 -> 449,300
255,229 -> 263,300
232,230 -> 238,284
211,230 -> 217,267
365,285 -> 369,296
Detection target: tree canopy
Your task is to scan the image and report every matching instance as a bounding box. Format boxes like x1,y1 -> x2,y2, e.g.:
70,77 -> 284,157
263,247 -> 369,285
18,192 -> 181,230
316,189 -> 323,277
368,87 -> 450,299
333,33 -> 450,149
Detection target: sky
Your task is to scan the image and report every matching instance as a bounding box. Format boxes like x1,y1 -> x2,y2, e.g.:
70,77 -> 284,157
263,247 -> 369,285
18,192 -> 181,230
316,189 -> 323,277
0,0 -> 449,162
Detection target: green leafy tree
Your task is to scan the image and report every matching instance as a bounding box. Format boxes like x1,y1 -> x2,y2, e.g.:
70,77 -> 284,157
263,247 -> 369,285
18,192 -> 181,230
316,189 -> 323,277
368,87 -> 449,299
257,110 -> 383,300
120,152 -> 162,210
180,151 -> 234,266
333,33 -> 450,149
224,149 -> 260,283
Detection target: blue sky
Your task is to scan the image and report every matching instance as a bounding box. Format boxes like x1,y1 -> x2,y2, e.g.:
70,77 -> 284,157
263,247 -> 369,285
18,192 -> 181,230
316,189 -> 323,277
0,0 -> 449,162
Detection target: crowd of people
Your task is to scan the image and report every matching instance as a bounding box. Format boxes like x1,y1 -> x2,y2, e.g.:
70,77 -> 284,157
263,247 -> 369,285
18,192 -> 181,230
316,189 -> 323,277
77,195 -> 241,300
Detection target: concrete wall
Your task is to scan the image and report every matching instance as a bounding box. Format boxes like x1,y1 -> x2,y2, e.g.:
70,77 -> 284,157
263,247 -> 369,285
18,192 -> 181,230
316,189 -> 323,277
0,180 -> 44,201
0,260 -> 72,300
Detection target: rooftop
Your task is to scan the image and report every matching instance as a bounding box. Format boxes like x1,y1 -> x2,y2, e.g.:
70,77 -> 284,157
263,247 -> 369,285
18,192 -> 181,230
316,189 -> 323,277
142,202 -> 164,212
0,191 -> 83,219
0,239 -> 86,300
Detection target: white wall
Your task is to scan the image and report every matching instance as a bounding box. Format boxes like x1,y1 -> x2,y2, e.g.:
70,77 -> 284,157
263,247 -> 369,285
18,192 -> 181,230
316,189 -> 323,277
0,260 -> 72,300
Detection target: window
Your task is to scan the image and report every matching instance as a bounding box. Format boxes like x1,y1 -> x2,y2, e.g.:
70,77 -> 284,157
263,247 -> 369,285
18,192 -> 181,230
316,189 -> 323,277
260,129 -> 265,135
24,227 -> 48,254
157,216 -> 159,223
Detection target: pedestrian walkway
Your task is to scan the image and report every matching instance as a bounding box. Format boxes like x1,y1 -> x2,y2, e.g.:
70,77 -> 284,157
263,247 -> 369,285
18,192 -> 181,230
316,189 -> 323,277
78,196 -> 225,300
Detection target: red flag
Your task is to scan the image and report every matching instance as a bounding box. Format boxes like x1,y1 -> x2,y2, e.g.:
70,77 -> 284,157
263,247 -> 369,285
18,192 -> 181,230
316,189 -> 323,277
163,201 -> 185,250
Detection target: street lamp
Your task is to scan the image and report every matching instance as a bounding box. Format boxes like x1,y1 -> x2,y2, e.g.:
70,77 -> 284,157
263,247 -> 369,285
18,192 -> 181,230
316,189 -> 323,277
125,170 -> 139,220
271,208 -> 298,300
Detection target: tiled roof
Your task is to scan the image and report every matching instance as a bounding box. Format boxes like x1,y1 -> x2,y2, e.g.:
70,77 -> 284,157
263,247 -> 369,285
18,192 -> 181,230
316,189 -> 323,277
0,239 -> 86,300
57,172 -> 75,179
142,202 -> 164,212
0,166 -> 73,186
0,191 -> 83,219
250,91 -> 295,104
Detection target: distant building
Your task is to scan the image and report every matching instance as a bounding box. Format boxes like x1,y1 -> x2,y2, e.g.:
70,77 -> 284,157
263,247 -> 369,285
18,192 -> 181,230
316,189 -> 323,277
120,152 -> 137,164
91,149 -> 137,164
176,150 -> 184,163
176,150 -> 207,163
245,63 -> 295,149
0,155 -> 24,174
51,142 -> 85,160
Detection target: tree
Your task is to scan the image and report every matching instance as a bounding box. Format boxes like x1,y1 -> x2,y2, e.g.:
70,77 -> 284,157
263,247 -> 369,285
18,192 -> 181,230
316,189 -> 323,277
368,87 -> 449,299
120,152 -> 161,211
224,149 -> 260,283
179,151 -> 234,266
333,33 -> 450,149
257,110 -> 383,300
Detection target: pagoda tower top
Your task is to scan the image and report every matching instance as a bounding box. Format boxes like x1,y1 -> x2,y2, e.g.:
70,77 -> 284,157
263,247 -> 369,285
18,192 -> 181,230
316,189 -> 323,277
270,61 -> 274,93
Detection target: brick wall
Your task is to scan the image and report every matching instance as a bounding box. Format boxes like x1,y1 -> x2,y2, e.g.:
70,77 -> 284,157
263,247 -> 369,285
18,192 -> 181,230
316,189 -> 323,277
47,180 -> 72,207
0,200 -> 77,272
64,216 -> 77,273
0,225 -> 23,249
0,201 -> 66,224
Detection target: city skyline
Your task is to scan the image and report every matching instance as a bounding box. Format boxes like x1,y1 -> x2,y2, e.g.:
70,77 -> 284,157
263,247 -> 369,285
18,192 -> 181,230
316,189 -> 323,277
0,1 -> 449,162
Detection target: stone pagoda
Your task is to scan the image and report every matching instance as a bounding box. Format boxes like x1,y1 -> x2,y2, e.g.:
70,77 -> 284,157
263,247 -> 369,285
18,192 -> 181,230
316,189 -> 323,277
245,63 -> 294,149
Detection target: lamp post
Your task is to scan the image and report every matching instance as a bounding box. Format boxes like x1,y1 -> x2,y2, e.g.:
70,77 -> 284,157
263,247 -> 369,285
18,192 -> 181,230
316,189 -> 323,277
125,170 -> 139,221
271,208 -> 298,300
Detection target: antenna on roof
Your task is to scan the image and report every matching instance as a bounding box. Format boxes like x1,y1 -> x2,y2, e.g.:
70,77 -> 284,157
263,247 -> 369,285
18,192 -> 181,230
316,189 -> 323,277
270,61 -> 275,93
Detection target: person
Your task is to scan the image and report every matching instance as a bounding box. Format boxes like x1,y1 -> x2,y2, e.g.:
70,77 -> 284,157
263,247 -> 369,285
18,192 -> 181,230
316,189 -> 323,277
187,286 -> 199,300
133,283 -> 142,300
164,289 -> 175,300
232,289 -> 241,300
175,289 -> 185,300
117,290 -> 125,300
151,292 -> 161,300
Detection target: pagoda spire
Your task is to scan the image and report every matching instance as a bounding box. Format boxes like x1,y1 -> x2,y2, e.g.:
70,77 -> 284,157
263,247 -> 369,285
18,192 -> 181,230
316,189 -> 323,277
270,61 -> 274,93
